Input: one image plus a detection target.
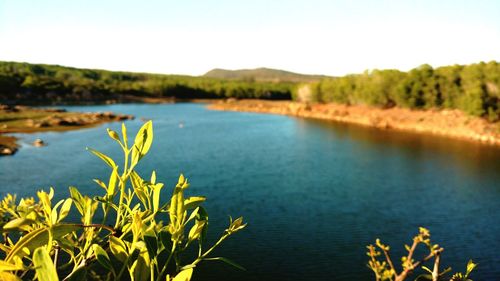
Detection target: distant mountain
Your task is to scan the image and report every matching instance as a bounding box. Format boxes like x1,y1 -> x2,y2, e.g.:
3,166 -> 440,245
203,67 -> 330,83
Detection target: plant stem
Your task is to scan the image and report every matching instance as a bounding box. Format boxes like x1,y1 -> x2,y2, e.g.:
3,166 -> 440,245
432,252 -> 441,281
191,233 -> 229,267
381,247 -> 396,276
115,149 -> 129,228
116,253 -> 133,280
156,244 -> 176,281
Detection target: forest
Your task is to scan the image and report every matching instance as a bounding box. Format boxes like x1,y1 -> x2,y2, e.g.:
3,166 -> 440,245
0,61 -> 499,119
301,61 -> 500,119
0,62 -> 293,104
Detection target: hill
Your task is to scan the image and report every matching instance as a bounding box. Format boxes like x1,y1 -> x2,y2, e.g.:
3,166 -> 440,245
203,67 -> 330,82
0,61 -> 294,105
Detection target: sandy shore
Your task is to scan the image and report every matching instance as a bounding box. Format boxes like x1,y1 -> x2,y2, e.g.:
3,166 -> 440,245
208,99 -> 500,146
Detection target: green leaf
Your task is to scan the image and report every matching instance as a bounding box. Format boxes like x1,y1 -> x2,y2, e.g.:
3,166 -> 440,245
131,120 -> 153,166
196,207 -> 209,242
51,206 -> 58,225
69,187 -> 85,215
87,147 -> 117,168
33,247 -> 59,281
466,259 -> 477,276
168,178 -> 186,242
131,212 -> 144,242
0,272 -> 21,281
2,218 -> 36,231
188,220 -> 206,242
150,171 -> 156,184
172,268 -> 193,281
107,128 -> 121,143
6,224 -> 83,262
0,260 -> 25,271
130,171 -> 149,208
129,251 -> 150,281
109,236 -> 128,262
226,216 -> 246,234
92,244 -> 114,274
204,257 -> 246,271
152,183 -> 163,213
144,231 -> 158,258
186,207 -> 200,223
184,196 -> 206,210
121,123 -> 128,147
107,167 -> 119,198
37,190 -> 53,219
58,199 -> 73,222
93,179 -> 107,190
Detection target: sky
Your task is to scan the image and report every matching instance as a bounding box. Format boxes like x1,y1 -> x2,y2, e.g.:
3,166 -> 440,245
1,0 -> 500,76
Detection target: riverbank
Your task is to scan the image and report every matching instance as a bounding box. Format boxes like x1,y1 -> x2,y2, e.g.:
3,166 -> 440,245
0,105 -> 134,156
208,99 -> 500,145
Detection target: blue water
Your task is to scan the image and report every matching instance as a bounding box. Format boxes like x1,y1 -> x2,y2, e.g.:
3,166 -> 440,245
1,103 -> 499,280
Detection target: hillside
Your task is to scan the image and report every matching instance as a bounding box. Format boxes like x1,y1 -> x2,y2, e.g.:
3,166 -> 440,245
0,61 -> 294,105
203,67 -> 330,82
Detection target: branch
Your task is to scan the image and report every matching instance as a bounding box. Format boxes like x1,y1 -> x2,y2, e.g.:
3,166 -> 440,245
432,252 -> 441,281
396,248 -> 443,281
381,247 -> 396,276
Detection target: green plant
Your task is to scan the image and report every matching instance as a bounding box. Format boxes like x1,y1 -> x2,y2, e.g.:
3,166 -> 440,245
367,227 -> 476,281
0,121 -> 246,280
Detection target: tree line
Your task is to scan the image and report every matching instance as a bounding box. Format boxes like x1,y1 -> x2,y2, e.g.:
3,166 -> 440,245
0,61 -> 293,104
1,60 -> 499,119
297,61 -> 499,119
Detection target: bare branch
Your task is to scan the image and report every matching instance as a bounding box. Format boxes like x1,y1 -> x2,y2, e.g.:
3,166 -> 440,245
432,252 -> 441,281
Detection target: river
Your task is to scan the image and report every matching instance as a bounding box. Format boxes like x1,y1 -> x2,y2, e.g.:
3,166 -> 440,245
1,103 -> 499,280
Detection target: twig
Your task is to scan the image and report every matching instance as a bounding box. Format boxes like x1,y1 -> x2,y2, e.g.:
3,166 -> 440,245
432,252 -> 441,281
381,247 -> 396,276
396,248 -> 443,281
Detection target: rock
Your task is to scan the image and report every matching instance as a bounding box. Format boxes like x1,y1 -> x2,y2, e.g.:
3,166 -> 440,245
44,108 -> 66,113
0,104 -> 11,110
117,114 -> 134,121
0,146 -> 17,156
103,112 -> 114,118
33,139 -> 45,147
25,119 -> 36,127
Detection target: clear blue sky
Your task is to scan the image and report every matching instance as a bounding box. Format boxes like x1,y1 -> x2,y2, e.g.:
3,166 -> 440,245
1,0 -> 499,76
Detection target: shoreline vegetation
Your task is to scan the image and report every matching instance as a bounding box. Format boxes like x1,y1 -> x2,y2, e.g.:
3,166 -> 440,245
208,99 -> 500,145
0,60 -> 499,148
0,104 -> 134,155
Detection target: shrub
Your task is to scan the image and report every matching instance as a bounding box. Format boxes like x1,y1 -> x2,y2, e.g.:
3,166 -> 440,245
0,121 -> 246,280
367,227 -> 476,281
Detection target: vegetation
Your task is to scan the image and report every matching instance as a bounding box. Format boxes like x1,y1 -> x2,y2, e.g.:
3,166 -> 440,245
303,62 -> 500,119
367,227 -> 476,281
203,67 -> 330,82
1,60 -> 499,119
0,121 -> 246,280
0,61 -> 293,105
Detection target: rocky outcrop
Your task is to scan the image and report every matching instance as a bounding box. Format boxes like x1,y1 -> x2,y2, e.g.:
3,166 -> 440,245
1,105 -> 135,156
23,112 -> 134,128
0,145 -> 17,155
209,99 -> 500,145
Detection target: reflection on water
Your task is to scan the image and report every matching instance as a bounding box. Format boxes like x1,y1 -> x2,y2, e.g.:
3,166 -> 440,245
0,103 -> 499,280
305,118 -> 500,180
